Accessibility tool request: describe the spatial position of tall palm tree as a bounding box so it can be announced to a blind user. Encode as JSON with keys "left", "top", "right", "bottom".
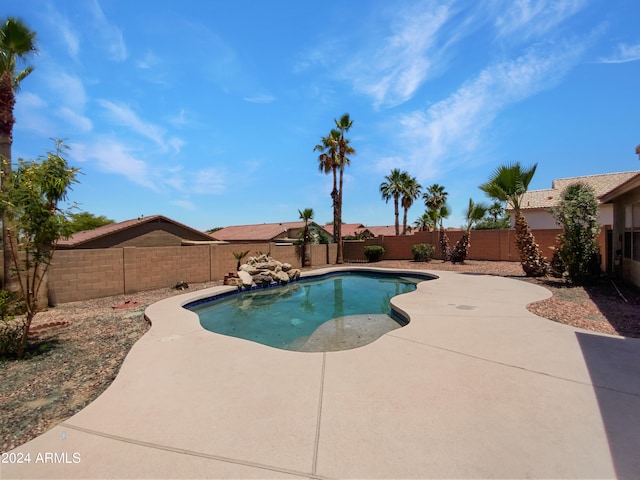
{"left": 314, "top": 129, "right": 339, "bottom": 239}
{"left": 298, "top": 208, "right": 314, "bottom": 267}
{"left": 450, "top": 199, "right": 487, "bottom": 263}
{"left": 423, "top": 184, "right": 451, "bottom": 259}
{"left": 401, "top": 175, "right": 421, "bottom": 235}
{"left": 333, "top": 113, "right": 354, "bottom": 264}
{"left": 380, "top": 169, "right": 406, "bottom": 236}
{"left": 422, "top": 183, "right": 448, "bottom": 212}
{"left": 1, "top": 17, "right": 37, "bottom": 288}
{"left": 479, "top": 162, "right": 548, "bottom": 276}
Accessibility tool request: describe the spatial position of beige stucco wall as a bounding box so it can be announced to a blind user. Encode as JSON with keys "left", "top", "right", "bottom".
{"left": 610, "top": 187, "right": 640, "bottom": 288}
{"left": 515, "top": 204, "right": 613, "bottom": 230}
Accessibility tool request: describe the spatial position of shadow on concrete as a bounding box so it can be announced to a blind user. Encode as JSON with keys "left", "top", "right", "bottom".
{"left": 583, "top": 278, "right": 640, "bottom": 338}
{"left": 575, "top": 332, "right": 640, "bottom": 478}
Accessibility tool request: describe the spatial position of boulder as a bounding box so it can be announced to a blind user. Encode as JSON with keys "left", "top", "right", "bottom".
{"left": 282, "top": 263, "right": 292, "bottom": 272}
{"left": 275, "top": 271, "right": 290, "bottom": 284}
{"left": 252, "top": 273, "right": 272, "bottom": 286}
{"left": 224, "top": 277, "right": 243, "bottom": 287}
{"left": 238, "top": 270, "right": 253, "bottom": 288}
{"left": 239, "top": 264, "right": 261, "bottom": 275}
{"left": 287, "top": 268, "right": 301, "bottom": 281}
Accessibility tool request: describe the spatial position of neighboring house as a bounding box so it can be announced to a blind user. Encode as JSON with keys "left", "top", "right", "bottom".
{"left": 600, "top": 172, "right": 640, "bottom": 288}
{"left": 57, "top": 215, "right": 217, "bottom": 249}
{"left": 324, "top": 223, "right": 374, "bottom": 239}
{"left": 210, "top": 221, "right": 328, "bottom": 244}
{"left": 512, "top": 171, "right": 639, "bottom": 229}
{"left": 367, "top": 225, "right": 414, "bottom": 236}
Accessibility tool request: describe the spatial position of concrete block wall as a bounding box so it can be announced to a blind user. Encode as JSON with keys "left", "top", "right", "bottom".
{"left": 123, "top": 246, "right": 211, "bottom": 294}
{"left": 49, "top": 249, "right": 124, "bottom": 304}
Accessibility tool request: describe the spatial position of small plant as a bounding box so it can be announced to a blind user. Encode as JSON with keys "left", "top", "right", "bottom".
{"left": 364, "top": 245, "right": 385, "bottom": 262}
{"left": 232, "top": 250, "right": 250, "bottom": 270}
{"left": 411, "top": 243, "right": 435, "bottom": 262}
{"left": 0, "top": 290, "right": 23, "bottom": 359}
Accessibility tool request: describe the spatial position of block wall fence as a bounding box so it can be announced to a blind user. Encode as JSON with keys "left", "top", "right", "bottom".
{"left": 13, "top": 228, "right": 607, "bottom": 305}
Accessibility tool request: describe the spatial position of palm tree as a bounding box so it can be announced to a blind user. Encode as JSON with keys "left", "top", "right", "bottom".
{"left": 423, "top": 184, "right": 448, "bottom": 212}
{"left": 333, "top": 113, "right": 355, "bottom": 264}
{"left": 314, "top": 129, "right": 340, "bottom": 243}
{"left": 401, "top": 175, "right": 421, "bottom": 235}
{"left": 414, "top": 211, "right": 431, "bottom": 231}
{"left": 0, "top": 17, "right": 38, "bottom": 288}
{"left": 479, "top": 162, "right": 548, "bottom": 276}
{"left": 423, "top": 184, "right": 451, "bottom": 259}
{"left": 380, "top": 169, "right": 406, "bottom": 236}
{"left": 298, "top": 208, "right": 314, "bottom": 267}
{"left": 450, "top": 199, "right": 488, "bottom": 263}
{"left": 488, "top": 201, "right": 503, "bottom": 221}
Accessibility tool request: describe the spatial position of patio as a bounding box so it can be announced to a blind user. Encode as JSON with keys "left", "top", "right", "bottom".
{"left": 3, "top": 268, "right": 640, "bottom": 479}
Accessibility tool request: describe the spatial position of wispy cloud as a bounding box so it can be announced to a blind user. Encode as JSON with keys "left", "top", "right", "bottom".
{"left": 88, "top": 0, "right": 127, "bottom": 61}
{"left": 346, "top": 1, "right": 454, "bottom": 108}
{"left": 598, "top": 42, "right": 640, "bottom": 64}
{"left": 191, "top": 167, "right": 226, "bottom": 195}
{"left": 243, "top": 94, "right": 276, "bottom": 104}
{"left": 98, "top": 100, "right": 183, "bottom": 153}
{"left": 493, "top": 0, "right": 587, "bottom": 41}
{"left": 46, "top": 3, "right": 80, "bottom": 60}
{"left": 69, "top": 139, "right": 155, "bottom": 190}
{"left": 46, "top": 72, "right": 93, "bottom": 132}
{"left": 386, "top": 41, "right": 586, "bottom": 179}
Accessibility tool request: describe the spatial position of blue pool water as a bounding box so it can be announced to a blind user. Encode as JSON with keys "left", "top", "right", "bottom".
{"left": 187, "top": 271, "right": 432, "bottom": 351}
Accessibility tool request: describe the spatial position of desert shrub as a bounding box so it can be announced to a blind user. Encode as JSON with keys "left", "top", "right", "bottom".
{"left": 364, "top": 245, "right": 385, "bottom": 262}
{"left": 0, "top": 290, "right": 24, "bottom": 359}
{"left": 412, "top": 243, "right": 435, "bottom": 262}
{"left": 551, "top": 183, "right": 601, "bottom": 284}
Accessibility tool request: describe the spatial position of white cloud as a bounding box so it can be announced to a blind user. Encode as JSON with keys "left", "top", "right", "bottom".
{"left": 44, "top": 72, "right": 93, "bottom": 132}
{"left": 47, "top": 72, "right": 87, "bottom": 111}
{"left": 243, "top": 94, "right": 276, "bottom": 104}
{"left": 98, "top": 100, "right": 179, "bottom": 151}
{"left": 191, "top": 167, "right": 226, "bottom": 195}
{"left": 599, "top": 43, "right": 640, "bottom": 64}
{"left": 494, "top": 0, "right": 587, "bottom": 41}
{"left": 346, "top": 1, "right": 453, "bottom": 108}
{"left": 46, "top": 4, "right": 80, "bottom": 59}
{"left": 387, "top": 41, "right": 586, "bottom": 179}
{"left": 170, "top": 199, "right": 197, "bottom": 211}
{"left": 69, "top": 139, "right": 155, "bottom": 190}
{"left": 137, "top": 51, "right": 161, "bottom": 69}
{"left": 88, "top": 0, "right": 127, "bottom": 61}
{"left": 58, "top": 107, "right": 93, "bottom": 133}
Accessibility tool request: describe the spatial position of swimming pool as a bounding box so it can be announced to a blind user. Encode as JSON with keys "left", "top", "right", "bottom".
{"left": 186, "top": 270, "right": 434, "bottom": 352}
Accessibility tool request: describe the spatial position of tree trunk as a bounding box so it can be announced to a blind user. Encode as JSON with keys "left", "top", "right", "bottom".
{"left": 514, "top": 211, "right": 548, "bottom": 277}
{"left": 402, "top": 208, "right": 408, "bottom": 235}
{"left": 439, "top": 228, "right": 451, "bottom": 262}
{"left": 394, "top": 199, "right": 400, "bottom": 236}
{"left": 336, "top": 167, "right": 344, "bottom": 264}
{"left": 0, "top": 71, "right": 16, "bottom": 290}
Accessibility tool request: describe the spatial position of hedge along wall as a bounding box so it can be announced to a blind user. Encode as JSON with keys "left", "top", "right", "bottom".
{"left": 47, "top": 242, "right": 316, "bottom": 305}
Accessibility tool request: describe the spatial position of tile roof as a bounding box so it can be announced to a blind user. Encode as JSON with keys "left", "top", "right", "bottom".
{"left": 519, "top": 171, "right": 640, "bottom": 210}
{"left": 57, "top": 214, "right": 214, "bottom": 247}
{"left": 366, "top": 225, "right": 409, "bottom": 236}
{"left": 211, "top": 221, "right": 311, "bottom": 242}
{"left": 323, "top": 223, "right": 367, "bottom": 237}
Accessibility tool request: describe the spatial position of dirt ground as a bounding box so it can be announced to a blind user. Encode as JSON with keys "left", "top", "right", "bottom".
{"left": 1, "top": 261, "right": 638, "bottom": 453}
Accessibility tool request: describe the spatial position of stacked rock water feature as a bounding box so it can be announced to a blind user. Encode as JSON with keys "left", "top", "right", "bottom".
{"left": 224, "top": 254, "right": 301, "bottom": 289}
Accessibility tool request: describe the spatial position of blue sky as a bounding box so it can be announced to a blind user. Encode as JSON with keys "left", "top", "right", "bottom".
{"left": 8, "top": 0, "right": 640, "bottom": 231}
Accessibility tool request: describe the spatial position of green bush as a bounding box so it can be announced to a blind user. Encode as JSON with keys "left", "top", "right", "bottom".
{"left": 364, "top": 245, "right": 385, "bottom": 262}
{"left": 0, "top": 290, "right": 23, "bottom": 359}
{"left": 411, "top": 243, "right": 435, "bottom": 262}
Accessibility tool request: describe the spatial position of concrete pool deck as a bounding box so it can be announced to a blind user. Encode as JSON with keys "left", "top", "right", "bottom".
{"left": 3, "top": 268, "right": 640, "bottom": 479}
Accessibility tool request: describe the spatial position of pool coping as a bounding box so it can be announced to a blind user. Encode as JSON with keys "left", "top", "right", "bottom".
{"left": 4, "top": 267, "right": 640, "bottom": 479}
